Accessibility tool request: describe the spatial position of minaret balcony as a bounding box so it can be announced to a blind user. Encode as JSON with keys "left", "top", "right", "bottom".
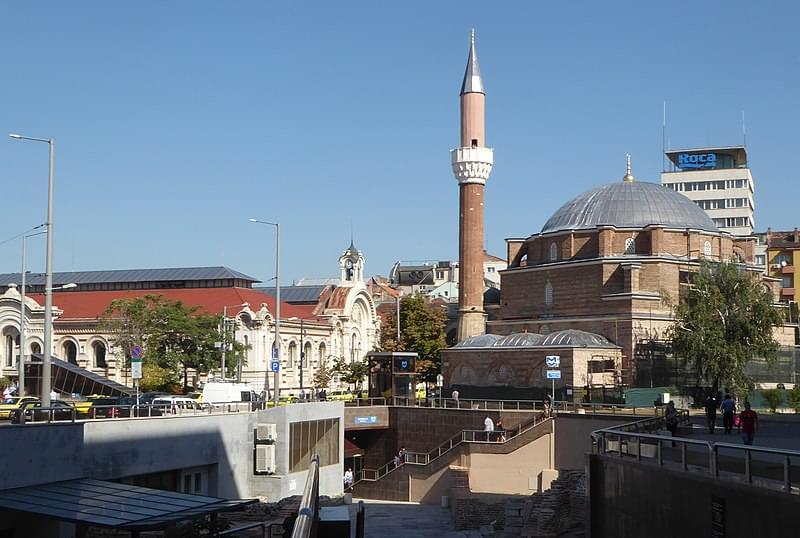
{"left": 451, "top": 146, "right": 494, "bottom": 185}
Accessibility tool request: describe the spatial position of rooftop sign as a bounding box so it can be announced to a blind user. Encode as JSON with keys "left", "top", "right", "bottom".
{"left": 677, "top": 153, "right": 717, "bottom": 170}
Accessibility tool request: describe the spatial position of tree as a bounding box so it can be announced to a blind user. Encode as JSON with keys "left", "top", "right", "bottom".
{"left": 379, "top": 294, "right": 447, "bottom": 381}
{"left": 332, "top": 356, "right": 369, "bottom": 392}
{"left": 788, "top": 386, "right": 800, "bottom": 414}
{"left": 100, "top": 294, "right": 235, "bottom": 391}
{"left": 761, "top": 388, "right": 784, "bottom": 413}
{"left": 666, "top": 261, "right": 782, "bottom": 395}
{"left": 313, "top": 358, "right": 334, "bottom": 390}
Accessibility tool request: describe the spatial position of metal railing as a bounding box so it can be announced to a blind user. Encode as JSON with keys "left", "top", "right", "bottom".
{"left": 291, "top": 455, "right": 320, "bottom": 538}
{"left": 217, "top": 521, "right": 273, "bottom": 538}
{"left": 592, "top": 418, "right": 800, "bottom": 494}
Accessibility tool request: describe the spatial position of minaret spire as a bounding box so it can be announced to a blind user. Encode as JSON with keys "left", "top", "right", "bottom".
{"left": 460, "top": 28, "right": 485, "bottom": 95}
{"left": 623, "top": 154, "right": 635, "bottom": 182}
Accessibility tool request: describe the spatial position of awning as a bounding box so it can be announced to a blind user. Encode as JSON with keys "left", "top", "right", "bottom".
{"left": 0, "top": 478, "right": 254, "bottom": 531}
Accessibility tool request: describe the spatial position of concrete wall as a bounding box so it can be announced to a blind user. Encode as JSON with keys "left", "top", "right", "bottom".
{"left": 0, "top": 402, "right": 344, "bottom": 502}
{"left": 588, "top": 453, "right": 800, "bottom": 538}
{"left": 554, "top": 414, "right": 635, "bottom": 470}
{"left": 468, "top": 433, "right": 552, "bottom": 494}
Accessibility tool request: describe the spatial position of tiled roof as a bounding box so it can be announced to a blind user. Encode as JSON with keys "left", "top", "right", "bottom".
{"left": 29, "top": 287, "right": 310, "bottom": 321}
{"left": 0, "top": 266, "right": 258, "bottom": 287}
{"left": 257, "top": 285, "right": 327, "bottom": 304}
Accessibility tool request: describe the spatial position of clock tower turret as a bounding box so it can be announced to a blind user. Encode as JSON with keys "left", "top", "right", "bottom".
{"left": 339, "top": 241, "right": 364, "bottom": 286}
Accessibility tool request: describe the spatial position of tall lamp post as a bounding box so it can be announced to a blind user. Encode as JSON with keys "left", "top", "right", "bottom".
{"left": 18, "top": 225, "right": 47, "bottom": 397}
{"left": 10, "top": 133, "right": 56, "bottom": 406}
{"left": 250, "top": 218, "right": 280, "bottom": 406}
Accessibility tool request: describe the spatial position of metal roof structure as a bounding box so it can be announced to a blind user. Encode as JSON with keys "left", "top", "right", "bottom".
{"left": 461, "top": 29, "right": 485, "bottom": 95}
{"left": 0, "top": 478, "right": 253, "bottom": 531}
{"left": 453, "top": 329, "right": 619, "bottom": 349}
{"left": 30, "top": 354, "right": 133, "bottom": 396}
{"left": 540, "top": 180, "right": 719, "bottom": 235}
{"left": 0, "top": 266, "right": 258, "bottom": 287}
{"left": 258, "top": 285, "right": 327, "bottom": 304}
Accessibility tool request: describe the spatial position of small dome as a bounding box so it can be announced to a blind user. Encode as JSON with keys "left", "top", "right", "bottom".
{"left": 494, "top": 333, "right": 545, "bottom": 347}
{"left": 539, "top": 329, "right": 617, "bottom": 348}
{"left": 454, "top": 334, "right": 502, "bottom": 348}
{"left": 541, "top": 181, "right": 718, "bottom": 235}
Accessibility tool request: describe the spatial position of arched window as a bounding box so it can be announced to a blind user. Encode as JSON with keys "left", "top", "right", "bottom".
{"left": 549, "top": 242, "right": 558, "bottom": 261}
{"left": 624, "top": 237, "right": 635, "bottom": 255}
{"left": 350, "top": 334, "right": 357, "bottom": 362}
{"left": 704, "top": 241, "right": 712, "bottom": 257}
{"left": 5, "top": 335, "right": 14, "bottom": 367}
{"left": 288, "top": 342, "right": 297, "bottom": 369}
{"left": 93, "top": 341, "right": 107, "bottom": 368}
{"left": 304, "top": 342, "right": 313, "bottom": 368}
{"left": 545, "top": 281, "right": 553, "bottom": 306}
{"left": 30, "top": 342, "right": 41, "bottom": 355}
{"left": 318, "top": 342, "right": 327, "bottom": 366}
{"left": 243, "top": 335, "right": 249, "bottom": 364}
{"left": 62, "top": 341, "right": 78, "bottom": 365}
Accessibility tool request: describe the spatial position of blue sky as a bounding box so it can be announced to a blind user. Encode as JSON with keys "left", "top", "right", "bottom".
{"left": 1, "top": 1, "right": 798, "bottom": 285}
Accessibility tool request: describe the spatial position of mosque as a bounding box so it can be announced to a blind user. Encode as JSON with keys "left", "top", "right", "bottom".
{"left": 441, "top": 33, "right": 773, "bottom": 400}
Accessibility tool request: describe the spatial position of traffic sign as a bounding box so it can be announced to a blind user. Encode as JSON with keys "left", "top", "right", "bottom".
{"left": 131, "top": 357, "right": 143, "bottom": 380}
{"left": 546, "top": 370, "right": 561, "bottom": 379}
{"left": 270, "top": 360, "right": 280, "bottom": 373}
{"left": 545, "top": 355, "right": 560, "bottom": 368}
{"left": 131, "top": 345, "right": 143, "bottom": 359}
{"left": 272, "top": 347, "right": 279, "bottom": 359}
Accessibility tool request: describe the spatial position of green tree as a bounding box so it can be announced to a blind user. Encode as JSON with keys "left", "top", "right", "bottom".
{"left": 788, "top": 386, "right": 800, "bottom": 414}
{"left": 379, "top": 295, "right": 447, "bottom": 381}
{"left": 332, "top": 356, "right": 369, "bottom": 391}
{"left": 666, "top": 261, "right": 782, "bottom": 395}
{"left": 100, "top": 294, "right": 237, "bottom": 391}
{"left": 313, "top": 358, "right": 334, "bottom": 390}
{"left": 761, "top": 388, "right": 784, "bottom": 413}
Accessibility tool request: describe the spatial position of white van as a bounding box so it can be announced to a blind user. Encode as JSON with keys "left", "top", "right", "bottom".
{"left": 152, "top": 396, "right": 202, "bottom": 414}
{"left": 201, "top": 382, "right": 259, "bottom": 405}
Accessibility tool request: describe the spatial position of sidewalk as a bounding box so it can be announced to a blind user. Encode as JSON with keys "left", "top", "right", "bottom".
{"left": 356, "top": 499, "right": 484, "bottom": 538}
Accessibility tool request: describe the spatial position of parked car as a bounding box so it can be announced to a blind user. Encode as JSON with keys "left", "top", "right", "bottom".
{"left": 152, "top": 396, "right": 203, "bottom": 414}
{"left": 10, "top": 401, "right": 76, "bottom": 424}
{"left": 328, "top": 390, "right": 355, "bottom": 402}
{"left": 0, "top": 396, "right": 40, "bottom": 419}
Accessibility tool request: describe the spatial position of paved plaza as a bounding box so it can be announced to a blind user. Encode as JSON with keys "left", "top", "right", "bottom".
{"left": 358, "top": 499, "right": 485, "bottom": 538}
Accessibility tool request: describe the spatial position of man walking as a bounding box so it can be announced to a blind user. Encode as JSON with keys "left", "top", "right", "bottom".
{"left": 738, "top": 402, "right": 758, "bottom": 446}
{"left": 483, "top": 415, "right": 494, "bottom": 442}
{"left": 720, "top": 394, "right": 736, "bottom": 434}
{"left": 704, "top": 394, "right": 717, "bottom": 434}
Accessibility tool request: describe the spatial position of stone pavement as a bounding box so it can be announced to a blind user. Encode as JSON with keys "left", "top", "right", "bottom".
{"left": 685, "top": 415, "right": 800, "bottom": 450}
{"left": 357, "top": 499, "right": 485, "bottom": 538}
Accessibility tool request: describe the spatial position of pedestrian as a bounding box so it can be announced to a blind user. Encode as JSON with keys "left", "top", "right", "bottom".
{"left": 738, "top": 401, "right": 758, "bottom": 446}
{"left": 704, "top": 394, "right": 717, "bottom": 434}
{"left": 343, "top": 468, "right": 354, "bottom": 490}
{"left": 393, "top": 454, "right": 401, "bottom": 469}
{"left": 495, "top": 418, "right": 506, "bottom": 442}
{"left": 543, "top": 400, "right": 551, "bottom": 419}
{"left": 50, "top": 389, "right": 58, "bottom": 402}
{"left": 720, "top": 394, "right": 736, "bottom": 434}
{"left": 484, "top": 415, "right": 494, "bottom": 442}
{"left": 665, "top": 401, "right": 679, "bottom": 441}
{"left": 452, "top": 389, "right": 460, "bottom": 407}
{"left": 398, "top": 446, "right": 407, "bottom": 464}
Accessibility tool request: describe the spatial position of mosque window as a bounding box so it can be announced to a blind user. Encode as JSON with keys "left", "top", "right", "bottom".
{"left": 549, "top": 242, "right": 558, "bottom": 261}
{"left": 545, "top": 282, "right": 553, "bottom": 306}
{"left": 703, "top": 241, "right": 712, "bottom": 257}
{"left": 624, "top": 237, "right": 635, "bottom": 255}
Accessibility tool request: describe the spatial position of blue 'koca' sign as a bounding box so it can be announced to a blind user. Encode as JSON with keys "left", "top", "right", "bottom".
{"left": 678, "top": 153, "right": 717, "bottom": 170}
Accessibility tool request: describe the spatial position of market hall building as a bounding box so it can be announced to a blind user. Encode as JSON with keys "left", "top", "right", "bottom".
{"left": 442, "top": 161, "right": 772, "bottom": 399}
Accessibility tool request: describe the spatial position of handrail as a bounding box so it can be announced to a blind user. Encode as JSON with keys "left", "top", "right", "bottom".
{"left": 291, "top": 455, "right": 320, "bottom": 538}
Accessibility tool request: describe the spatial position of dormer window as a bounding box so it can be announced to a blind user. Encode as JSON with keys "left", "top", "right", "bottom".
{"left": 624, "top": 237, "right": 635, "bottom": 255}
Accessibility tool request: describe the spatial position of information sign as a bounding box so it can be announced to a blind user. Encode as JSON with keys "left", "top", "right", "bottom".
{"left": 546, "top": 370, "right": 561, "bottom": 380}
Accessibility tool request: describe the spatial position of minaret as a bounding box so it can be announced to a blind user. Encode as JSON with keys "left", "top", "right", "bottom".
{"left": 451, "top": 29, "right": 494, "bottom": 341}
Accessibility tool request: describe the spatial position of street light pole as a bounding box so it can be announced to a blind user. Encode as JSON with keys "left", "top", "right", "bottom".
{"left": 18, "top": 226, "right": 47, "bottom": 397}
{"left": 299, "top": 318, "right": 304, "bottom": 398}
{"left": 10, "top": 134, "right": 55, "bottom": 406}
{"left": 250, "top": 219, "right": 281, "bottom": 406}
{"left": 221, "top": 305, "right": 228, "bottom": 381}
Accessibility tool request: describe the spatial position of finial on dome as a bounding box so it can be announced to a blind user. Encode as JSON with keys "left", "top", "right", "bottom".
{"left": 622, "top": 154, "right": 635, "bottom": 183}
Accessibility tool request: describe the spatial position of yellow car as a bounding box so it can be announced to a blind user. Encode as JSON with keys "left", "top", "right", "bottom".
{"left": 0, "top": 396, "right": 40, "bottom": 419}
{"left": 328, "top": 390, "right": 356, "bottom": 402}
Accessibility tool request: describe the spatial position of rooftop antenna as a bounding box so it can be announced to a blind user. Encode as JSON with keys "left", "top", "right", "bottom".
{"left": 742, "top": 110, "right": 747, "bottom": 147}
{"left": 662, "top": 100, "right": 667, "bottom": 172}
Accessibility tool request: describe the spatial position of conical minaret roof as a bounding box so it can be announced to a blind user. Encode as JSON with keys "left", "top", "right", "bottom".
{"left": 460, "top": 29, "right": 485, "bottom": 95}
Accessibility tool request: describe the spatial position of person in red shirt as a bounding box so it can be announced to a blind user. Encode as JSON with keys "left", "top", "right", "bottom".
{"left": 738, "top": 401, "right": 758, "bottom": 446}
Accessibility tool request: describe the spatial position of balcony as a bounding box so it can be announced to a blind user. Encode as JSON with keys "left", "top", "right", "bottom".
{"left": 781, "top": 288, "right": 795, "bottom": 297}
{"left": 782, "top": 265, "right": 795, "bottom": 275}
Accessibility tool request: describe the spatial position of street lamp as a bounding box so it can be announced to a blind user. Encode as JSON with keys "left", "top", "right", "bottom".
{"left": 18, "top": 224, "right": 47, "bottom": 397}
{"left": 250, "top": 218, "right": 281, "bottom": 406}
{"left": 10, "top": 133, "right": 56, "bottom": 406}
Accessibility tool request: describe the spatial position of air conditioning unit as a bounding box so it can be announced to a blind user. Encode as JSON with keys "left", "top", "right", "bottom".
{"left": 256, "top": 445, "right": 276, "bottom": 474}
{"left": 256, "top": 423, "right": 277, "bottom": 442}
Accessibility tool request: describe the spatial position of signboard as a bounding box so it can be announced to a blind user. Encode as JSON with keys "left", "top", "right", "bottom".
{"left": 272, "top": 347, "right": 279, "bottom": 359}
{"left": 270, "top": 360, "right": 280, "bottom": 373}
{"left": 131, "top": 358, "right": 143, "bottom": 380}
{"left": 393, "top": 356, "right": 415, "bottom": 373}
{"left": 131, "top": 345, "right": 143, "bottom": 359}
{"left": 354, "top": 416, "right": 378, "bottom": 425}
{"left": 678, "top": 152, "right": 717, "bottom": 170}
{"left": 546, "top": 370, "right": 561, "bottom": 380}
{"left": 545, "top": 355, "right": 560, "bottom": 368}
{"left": 436, "top": 374, "right": 444, "bottom": 387}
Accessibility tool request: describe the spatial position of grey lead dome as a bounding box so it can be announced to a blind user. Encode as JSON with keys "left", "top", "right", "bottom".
{"left": 540, "top": 181, "right": 719, "bottom": 235}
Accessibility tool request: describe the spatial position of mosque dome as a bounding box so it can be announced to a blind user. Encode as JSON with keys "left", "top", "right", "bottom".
{"left": 540, "top": 180, "right": 719, "bottom": 235}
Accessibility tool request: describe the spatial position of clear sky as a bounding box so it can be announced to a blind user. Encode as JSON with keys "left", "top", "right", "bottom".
{"left": 1, "top": 1, "right": 798, "bottom": 285}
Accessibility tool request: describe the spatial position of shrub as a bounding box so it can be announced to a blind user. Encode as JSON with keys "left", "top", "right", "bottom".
{"left": 787, "top": 386, "right": 800, "bottom": 414}
{"left": 761, "top": 388, "right": 784, "bottom": 413}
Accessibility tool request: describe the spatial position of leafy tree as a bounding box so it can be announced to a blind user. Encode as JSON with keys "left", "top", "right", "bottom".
{"left": 379, "top": 294, "right": 447, "bottom": 381}
{"left": 313, "top": 358, "right": 334, "bottom": 390}
{"left": 100, "top": 294, "right": 241, "bottom": 391}
{"left": 666, "top": 261, "right": 782, "bottom": 395}
{"left": 761, "top": 388, "right": 784, "bottom": 413}
{"left": 332, "top": 356, "right": 369, "bottom": 391}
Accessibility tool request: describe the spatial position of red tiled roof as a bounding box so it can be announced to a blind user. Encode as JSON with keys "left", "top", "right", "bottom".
{"left": 29, "top": 287, "right": 313, "bottom": 321}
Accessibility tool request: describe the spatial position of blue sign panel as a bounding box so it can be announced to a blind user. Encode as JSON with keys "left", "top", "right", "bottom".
{"left": 545, "top": 355, "right": 560, "bottom": 368}
{"left": 678, "top": 153, "right": 717, "bottom": 170}
{"left": 546, "top": 370, "right": 561, "bottom": 379}
{"left": 270, "top": 360, "right": 280, "bottom": 373}
{"left": 354, "top": 416, "right": 378, "bottom": 425}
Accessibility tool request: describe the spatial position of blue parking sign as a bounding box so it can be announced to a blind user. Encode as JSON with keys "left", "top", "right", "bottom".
{"left": 271, "top": 360, "right": 280, "bottom": 373}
